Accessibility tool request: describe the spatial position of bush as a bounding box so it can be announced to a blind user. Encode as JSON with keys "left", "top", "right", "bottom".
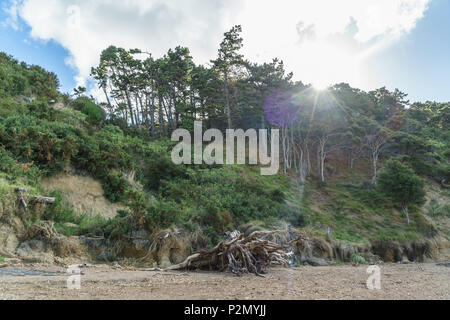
{"left": 0, "top": 146, "right": 41, "bottom": 183}
{"left": 279, "top": 204, "right": 308, "bottom": 227}
{"left": 377, "top": 159, "right": 425, "bottom": 221}
{"left": 142, "top": 152, "right": 188, "bottom": 190}
{"left": 351, "top": 253, "right": 367, "bottom": 265}
{"left": 270, "top": 188, "right": 285, "bottom": 203}
{"left": 0, "top": 114, "right": 82, "bottom": 175}
{"left": 145, "top": 200, "right": 182, "bottom": 231}
{"left": 102, "top": 173, "right": 128, "bottom": 203}
{"left": 102, "top": 211, "right": 134, "bottom": 239}
{"left": 72, "top": 97, "right": 104, "bottom": 125}
{"left": 42, "top": 191, "right": 78, "bottom": 224}
{"left": 41, "top": 190, "right": 109, "bottom": 237}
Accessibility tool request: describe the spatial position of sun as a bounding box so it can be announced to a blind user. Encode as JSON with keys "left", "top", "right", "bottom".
{"left": 311, "top": 80, "right": 329, "bottom": 91}
{"left": 300, "top": 40, "right": 360, "bottom": 93}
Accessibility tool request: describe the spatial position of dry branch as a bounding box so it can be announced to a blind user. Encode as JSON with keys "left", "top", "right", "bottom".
{"left": 27, "top": 196, "right": 56, "bottom": 204}
{"left": 14, "top": 187, "right": 55, "bottom": 208}
{"left": 166, "top": 230, "right": 304, "bottom": 276}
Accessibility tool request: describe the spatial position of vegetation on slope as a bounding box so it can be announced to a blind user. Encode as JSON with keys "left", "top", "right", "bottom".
{"left": 0, "top": 25, "right": 449, "bottom": 252}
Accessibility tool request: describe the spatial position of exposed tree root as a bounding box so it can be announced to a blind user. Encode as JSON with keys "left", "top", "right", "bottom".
{"left": 25, "top": 221, "right": 62, "bottom": 241}
{"left": 166, "top": 230, "right": 305, "bottom": 276}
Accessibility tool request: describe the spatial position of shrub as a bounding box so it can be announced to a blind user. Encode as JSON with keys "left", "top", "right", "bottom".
{"left": 270, "top": 188, "right": 285, "bottom": 203}
{"left": 351, "top": 253, "right": 367, "bottom": 265}
{"left": 142, "top": 152, "right": 188, "bottom": 190}
{"left": 71, "top": 97, "right": 104, "bottom": 125}
{"left": 145, "top": 200, "right": 182, "bottom": 231}
{"left": 0, "top": 114, "right": 82, "bottom": 175}
{"left": 102, "top": 173, "right": 128, "bottom": 203}
{"left": 102, "top": 212, "right": 134, "bottom": 239}
{"left": 42, "top": 191, "right": 78, "bottom": 224}
{"left": 279, "top": 204, "right": 308, "bottom": 227}
{"left": 377, "top": 159, "right": 425, "bottom": 224}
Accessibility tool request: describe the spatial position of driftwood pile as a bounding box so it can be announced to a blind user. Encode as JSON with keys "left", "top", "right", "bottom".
{"left": 166, "top": 230, "right": 304, "bottom": 277}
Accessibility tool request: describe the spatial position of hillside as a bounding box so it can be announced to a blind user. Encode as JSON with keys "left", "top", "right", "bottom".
{"left": 0, "top": 40, "right": 449, "bottom": 268}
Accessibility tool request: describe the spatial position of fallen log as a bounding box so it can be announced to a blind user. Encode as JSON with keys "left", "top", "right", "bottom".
{"left": 165, "top": 230, "right": 303, "bottom": 277}
{"left": 27, "top": 196, "right": 56, "bottom": 204}
{"left": 14, "top": 187, "right": 55, "bottom": 208}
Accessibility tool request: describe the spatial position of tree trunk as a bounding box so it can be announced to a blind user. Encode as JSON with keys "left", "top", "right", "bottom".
{"left": 124, "top": 90, "right": 135, "bottom": 126}
{"left": 403, "top": 206, "right": 410, "bottom": 225}
{"left": 224, "top": 73, "right": 232, "bottom": 129}
{"left": 150, "top": 89, "right": 156, "bottom": 138}
{"left": 371, "top": 151, "right": 379, "bottom": 185}
{"left": 102, "top": 85, "right": 112, "bottom": 111}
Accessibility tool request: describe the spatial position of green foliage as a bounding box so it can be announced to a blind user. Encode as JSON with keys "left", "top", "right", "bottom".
{"left": 428, "top": 199, "right": 450, "bottom": 217}
{"left": 351, "top": 253, "right": 367, "bottom": 265}
{"left": 1, "top": 45, "right": 449, "bottom": 251}
{"left": 335, "top": 260, "right": 344, "bottom": 266}
{"left": 0, "top": 254, "right": 4, "bottom": 263}
{"left": 102, "top": 211, "right": 134, "bottom": 239}
{"left": 278, "top": 204, "right": 308, "bottom": 227}
{"left": 71, "top": 97, "right": 104, "bottom": 125}
{"left": 0, "top": 52, "right": 58, "bottom": 99}
{"left": 377, "top": 160, "right": 425, "bottom": 208}
{"left": 0, "top": 146, "right": 41, "bottom": 184}
{"left": 142, "top": 150, "right": 188, "bottom": 190}
{"left": 0, "top": 112, "right": 82, "bottom": 175}
{"left": 41, "top": 190, "right": 108, "bottom": 236}
{"left": 101, "top": 173, "right": 128, "bottom": 203}
{"left": 145, "top": 199, "right": 182, "bottom": 231}
{"left": 42, "top": 191, "right": 78, "bottom": 224}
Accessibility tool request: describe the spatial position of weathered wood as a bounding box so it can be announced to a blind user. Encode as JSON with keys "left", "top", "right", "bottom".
{"left": 15, "top": 188, "right": 55, "bottom": 206}
{"left": 27, "top": 196, "right": 56, "bottom": 204}
{"left": 18, "top": 196, "right": 28, "bottom": 209}
{"left": 165, "top": 230, "right": 304, "bottom": 276}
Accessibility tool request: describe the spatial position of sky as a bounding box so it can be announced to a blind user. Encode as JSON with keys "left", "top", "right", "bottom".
{"left": 0, "top": 0, "right": 449, "bottom": 103}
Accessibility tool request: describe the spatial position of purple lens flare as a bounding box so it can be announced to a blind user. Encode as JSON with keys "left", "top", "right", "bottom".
{"left": 264, "top": 90, "right": 299, "bottom": 127}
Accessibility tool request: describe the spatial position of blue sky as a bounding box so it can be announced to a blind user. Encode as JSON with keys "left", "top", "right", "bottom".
{"left": 0, "top": 0, "right": 449, "bottom": 102}
{"left": 0, "top": 6, "right": 77, "bottom": 92}
{"left": 361, "top": 0, "right": 450, "bottom": 102}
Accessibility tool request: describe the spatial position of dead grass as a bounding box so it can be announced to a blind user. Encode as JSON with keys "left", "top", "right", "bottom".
{"left": 40, "top": 172, "right": 127, "bottom": 219}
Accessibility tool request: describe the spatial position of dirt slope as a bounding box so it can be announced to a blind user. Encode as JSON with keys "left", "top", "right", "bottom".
{"left": 40, "top": 172, "right": 126, "bottom": 218}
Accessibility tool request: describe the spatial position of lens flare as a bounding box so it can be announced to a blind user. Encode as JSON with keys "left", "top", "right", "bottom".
{"left": 264, "top": 90, "right": 299, "bottom": 127}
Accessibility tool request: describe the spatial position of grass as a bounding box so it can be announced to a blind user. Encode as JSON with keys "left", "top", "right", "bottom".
{"left": 297, "top": 178, "right": 438, "bottom": 245}
{"left": 0, "top": 254, "right": 4, "bottom": 263}
{"left": 335, "top": 260, "right": 344, "bottom": 266}
{"left": 428, "top": 200, "right": 450, "bottom": 217}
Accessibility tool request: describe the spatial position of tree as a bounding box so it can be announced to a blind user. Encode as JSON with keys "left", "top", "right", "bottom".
{"left": 363, "top": 119, "right": 391, "bottom": 184}
{"left": 377, "top": 160, "right": 425, "bottom": 224}
{"left": 212, "top": 25, "right": 244, "bottom": 129}
{"left": 245, "top": 58, "right": 293, "bottom": 129}
{"left": 72, "top": 86, "right": 86, "bottom": 98}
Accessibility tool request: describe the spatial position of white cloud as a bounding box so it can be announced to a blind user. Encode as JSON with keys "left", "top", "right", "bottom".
{"left": 235, "top": 0, "right": 431, "bottom": 89}
{"left": 2, "top": 0, "right": 21, "bottom": 30}
{"left": 6, "top": 0, "right": 430, "bottom": 93}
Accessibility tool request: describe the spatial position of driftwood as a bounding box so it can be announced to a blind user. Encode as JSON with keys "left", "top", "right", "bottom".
{"left": 166, "top": 230, "right": 304, "bottom": 277}
{"left": 28, "top": 196, "right": 56, "bottom": 204}
{"left": 14, "top": 188, "right": 55, "bottom": 208}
